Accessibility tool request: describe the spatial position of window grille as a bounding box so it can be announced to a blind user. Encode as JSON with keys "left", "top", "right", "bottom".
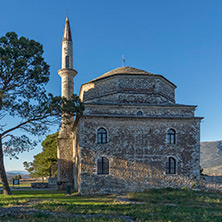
{"left": 97, "top": 157, "right": 109, "bottom": 175}
{"left": 167, "top": 129, "right": 176, "bottom": 144}
{"left": 97, "top": 128, "right": 107, "bottom": 144}
{"left": 166, "top": 157, "right": 176, "bottom": 174}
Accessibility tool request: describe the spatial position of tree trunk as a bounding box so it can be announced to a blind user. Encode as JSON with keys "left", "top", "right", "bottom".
{"left": 49, "top": 166, "right": 52, "bottom": 178}
{"left": 0, "top": 136, "right": 11, "bottom": 195}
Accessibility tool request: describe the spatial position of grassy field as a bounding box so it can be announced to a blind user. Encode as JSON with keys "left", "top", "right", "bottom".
{"left": 0, "top": 183, "right": 31, "bottom": 188}
{"left": 0, "top": 188, "right": 222, "bottom": 221}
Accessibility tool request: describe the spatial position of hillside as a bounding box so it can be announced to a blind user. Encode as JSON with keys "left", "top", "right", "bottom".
{"left": 6, "top": 170, "right": 29, "bottom": 176}
{"left": 200, "top": 140, "right": 222, "bottom": 175}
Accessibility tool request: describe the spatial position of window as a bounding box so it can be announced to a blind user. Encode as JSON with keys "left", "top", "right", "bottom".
{"left": 65, "top": 55, "right": 69, "bottom": 68}
{"left": 97, "top": 157, "right": 109, "bottom": 174}
{"left": 137, "top": 111, "right": 143, "bottom": 116}
{"left": 97, "top": 128, "right": 107, "bottom": 144}
{"left": 167, "top": 129, "right": 176, "bottom": 144}
{"left": 166, "top": 157, "right": 176, "bottom": 174}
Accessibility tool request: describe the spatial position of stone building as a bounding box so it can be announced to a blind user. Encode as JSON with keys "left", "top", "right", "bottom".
{"left": 57, "top": 17, "right": 203, "bottom": 194}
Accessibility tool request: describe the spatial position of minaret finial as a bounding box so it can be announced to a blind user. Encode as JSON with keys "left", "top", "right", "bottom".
{"left": 63, "top": 16, "right": 72, "bottom": 42}
{"left": 67, "top": 9, "right": 69, "bottom": 17}
{"left": 122, "top": 55, "right": 125, "bottom": 67}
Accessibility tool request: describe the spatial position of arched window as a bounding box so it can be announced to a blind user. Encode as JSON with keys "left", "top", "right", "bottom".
{"left": 97, "top": 157, "right": 109, "bottom": 175}
{"left": 65, "top": 55, "right": 69, "bottom": 68}
{"left": 166, "top": 157, "right": 176, "bottom": 174}
{"left": 167, "top": 129, "right": 176, "bottom": 144}
{"left": 137, "top": 111, "right": 143, "bottom": 116}
{"left": 97, "top": 128, "right": 107, "bottom": 144}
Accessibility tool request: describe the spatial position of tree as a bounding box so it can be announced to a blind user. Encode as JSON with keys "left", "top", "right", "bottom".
{"left": 24, "top": 132, "right": 58, "bottom": 179}
{"left": 14, "top": 175, "right": 22, "bottom": 180}
{"left": 0, "top": 32, "right": 84, "bottom": 195}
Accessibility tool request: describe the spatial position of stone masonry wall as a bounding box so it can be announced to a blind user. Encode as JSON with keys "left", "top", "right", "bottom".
{"left": 73, "top": 122, "right": 81, "bottom": 192}
{"left": 202, "top": 176, "right": 222, "bottom": 184}
{"left": 83, "top": 104, "right": 195, "bottom": 117}
{"left": 78, "top": 116, "right": 201, "bottom": 194}
{"left": 57, "top": 136, "right": 74, "bottom": 189}
{"left": 81, "top": 75, "right": 175, "bottom": 105}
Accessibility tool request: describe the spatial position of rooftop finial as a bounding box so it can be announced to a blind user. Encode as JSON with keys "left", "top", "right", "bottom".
{"left": 122, "top": 55, "right": 125, "bottom": 67}
{"left": 67, "top": 9, "right": 69, "bottom": 17}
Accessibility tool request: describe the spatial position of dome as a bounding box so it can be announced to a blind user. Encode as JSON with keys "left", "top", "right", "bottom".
{"left": 80, "top": 66, "right": 176, "bottom": 105}
{"left": 90, "top": 66, "right": 155, "bottom": 82}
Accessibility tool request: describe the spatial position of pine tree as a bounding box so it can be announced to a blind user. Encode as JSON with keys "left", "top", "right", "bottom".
{"left": 0, "top": 32, "right": 84, "bottom": 195}
{"left": 24, "top": 132, "right": 58, "bottom": 178}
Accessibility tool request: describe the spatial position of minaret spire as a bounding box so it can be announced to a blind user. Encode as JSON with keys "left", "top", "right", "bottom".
{"left": 61, "top": 16, "right": 74, "bottom": 70}
{"left": 58, "top": 16, "right": 77, "bottom": 100}
{"left": 62, "top": 17, "right": 72, "bottom": 42}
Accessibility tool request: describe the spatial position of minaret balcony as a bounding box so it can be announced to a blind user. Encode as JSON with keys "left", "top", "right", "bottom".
{"left": 58, "top": 68, "right": 77, "bottom": 78}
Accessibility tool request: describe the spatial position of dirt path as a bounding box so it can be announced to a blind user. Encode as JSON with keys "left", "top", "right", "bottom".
{"left": 0, "top": 199, "right": 135, "bottom": 222}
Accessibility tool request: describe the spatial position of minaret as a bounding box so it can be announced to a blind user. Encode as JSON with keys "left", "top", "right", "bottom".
{"left": 57, "top": 17, "right": 77, "bottom": 190}
{"left": 58, "top": 16, "right": 77, "bottom": 100}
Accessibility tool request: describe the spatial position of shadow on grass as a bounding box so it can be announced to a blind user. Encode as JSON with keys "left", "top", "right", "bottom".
{"left": 0, "top": 188, "right": 222, "bottom": 221}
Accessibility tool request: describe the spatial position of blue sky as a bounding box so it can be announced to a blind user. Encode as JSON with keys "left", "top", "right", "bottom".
{"left": 1, "top": 0, "right": 222, "bottom": 171}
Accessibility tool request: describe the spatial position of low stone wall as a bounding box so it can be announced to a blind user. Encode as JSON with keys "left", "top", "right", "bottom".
{"left": 160, "top": 175, "right": 222, "bottom": 193}
{"left": 31, "top": 183, "right": 48, "bottom": 189}
{"left": 201, "top": 176, "right": 222, "bottom": 184}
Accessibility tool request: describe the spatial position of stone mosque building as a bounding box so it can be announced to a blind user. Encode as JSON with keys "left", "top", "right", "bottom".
{"left": 57, "top": 17, "right": 203, "bottom": 194}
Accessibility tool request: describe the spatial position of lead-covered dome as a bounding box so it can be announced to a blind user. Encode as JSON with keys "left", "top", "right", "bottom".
{"left": 79, "top": 66, "right": 176, "bottom": 105}
{"left": 90, "top": 66, "right": 155, "bottom": 81}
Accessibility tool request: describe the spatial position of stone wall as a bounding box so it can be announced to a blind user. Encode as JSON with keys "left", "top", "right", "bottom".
{"left": 83, "top": 104, "right": 196, "bottom": 117}
{"left": 202, "top": 176, "right": 222, "bottom": 184}
{"left": 73, "top": 121, "right": 81, "bottom": 192}
{"left": 80, "top": 75, "right": 176, "bottom": 105}
{"left": 57, "top": 122, "right": 75, "bottom": 190}
{"left": 57, "top": 136, "right": 74, "bottom": 190}
{"left": 78, "top": 115, "right": 201, "bottom": 194}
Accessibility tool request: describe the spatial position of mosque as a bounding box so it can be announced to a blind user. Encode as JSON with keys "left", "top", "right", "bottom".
{"left": 57, "top": 17, "right": 202, "bottom": 194}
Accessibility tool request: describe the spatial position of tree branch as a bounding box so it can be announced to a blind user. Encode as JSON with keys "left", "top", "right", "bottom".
{"left": 1, "top": 113, "right": 57, "bottom": 137}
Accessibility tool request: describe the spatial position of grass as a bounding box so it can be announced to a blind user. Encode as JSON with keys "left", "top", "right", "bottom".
{"left": 0, "top": 216, "right": 122, "bottom": 222}
{"left": 0, "top": 188, "right": 222, "bottom": 221}
{"left": 0, "top": 182, "right": 31, "bottom": 188}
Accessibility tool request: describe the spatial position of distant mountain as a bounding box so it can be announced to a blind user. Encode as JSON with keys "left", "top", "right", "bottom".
{"left": 6, "top": 170, "right": 29, "bottom": 176}
{"left": 200, "top": 140, "right": 222, "bottom": 175}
